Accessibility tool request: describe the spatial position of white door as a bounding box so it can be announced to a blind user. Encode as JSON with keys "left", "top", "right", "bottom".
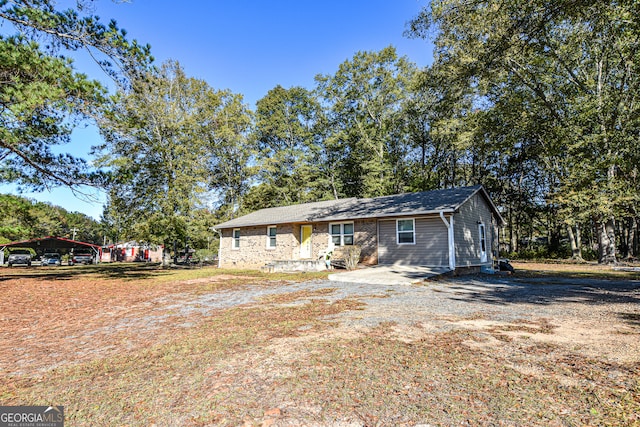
{"left": 300, "top": 225, "right": 313, "bottom": 258}
{"left": 478, "top": 223, "right": 487, "bottom": 263}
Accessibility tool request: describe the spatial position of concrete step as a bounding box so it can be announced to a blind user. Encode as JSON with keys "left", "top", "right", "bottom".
{"left": 262, "top": 259, "right": 327, "bottom": 273}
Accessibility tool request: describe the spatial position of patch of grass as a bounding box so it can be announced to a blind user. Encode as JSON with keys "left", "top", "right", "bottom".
{"left": 492, "top": 318, "right": 557, "bottom": 335}
{"left": 2, "top": 266, "right": 638, "bottom": 426}
{"left": 210, "top": 268, "right": 331, "bottom": 282}
{"left": 0, "top": 264, "right": 330, "bottom": 287}
{"left": 1, "top": 297, "right": 365, "bottom": 426}
{"left": 259, "top": 288, "right": 337, "bottom": 304}
{"left": 512, "top": 261, "right": 640, "bottom": 281}
{"left": 284, "top": 330, "right": 640, "bottom": 426}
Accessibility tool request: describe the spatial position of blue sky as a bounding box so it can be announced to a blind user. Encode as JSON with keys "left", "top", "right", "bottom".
{"left": 2, "top": 0, "right": 433, "bottom": 219}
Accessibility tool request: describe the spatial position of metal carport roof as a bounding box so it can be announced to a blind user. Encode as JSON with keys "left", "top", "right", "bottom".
{"left": 0, "top": 236, "right": 102, "bottom": 257}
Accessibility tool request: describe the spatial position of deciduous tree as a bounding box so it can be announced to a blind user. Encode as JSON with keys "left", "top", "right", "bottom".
{"left": 408, "top": 0, "right": 640, "bottom": 262}
{"left": 315, "top": 46, "right": 417, "bottom": 198}
{"left": 96, "top": 61, "right": 215, "bottom": 246}
{"left": 253, "top": 85, "right": 327, "bottom": 207}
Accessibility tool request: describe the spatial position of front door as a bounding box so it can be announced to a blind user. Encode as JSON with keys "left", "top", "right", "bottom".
{"left": 478, "top": 223, "right": 488, "bottom": 263}
{"left": 300, "top": 225, "right": 313, "bottom": 258}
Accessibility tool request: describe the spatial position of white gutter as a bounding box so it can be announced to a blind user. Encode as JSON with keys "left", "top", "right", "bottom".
{"left": 439, "top": 211, "right": 456, "bottom": 271}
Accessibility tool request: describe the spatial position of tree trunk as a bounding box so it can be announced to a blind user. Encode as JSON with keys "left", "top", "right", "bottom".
{"left": 330, "top": 175, "right": 339, "bottom": 200}
{"left": 567, "top": 224, "right": 583, "bottom": 260}
{"left": 507, "top": 205, "right": 514, "bottom": 253}
{"left": 596, "top": 216, "right": 617, "bottom": 264}
{"left": 624, "top": 217, "right": 636, "bottom": 259}
{"left": 511, "top": 227, "right": 518, "bottom": 254}
{"left": 618, "top": 219, "right": 626, "bottom": 259}
{"left": 508, "top": 204, "right": 518, "bottom": 253}
{"left": 575, "top": 224, "right": 583, "bottom": 259}
{"left": 605, "top": 218, "right": 617, "bottom": 264}
{"left": 637, "top": 218, "right": 640, "bottom": 258}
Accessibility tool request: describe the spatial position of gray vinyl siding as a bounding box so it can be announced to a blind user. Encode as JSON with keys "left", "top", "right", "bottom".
{"left": 454, "top": 193, "right": 494, "bottom": 266}
{"left": 378, "top": 217, "right": 449, "bottom": 266}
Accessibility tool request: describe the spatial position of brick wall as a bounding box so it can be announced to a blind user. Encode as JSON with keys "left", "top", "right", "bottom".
{"left": 355, "top": 219, "right": 378, "bottom": 264}
{"left": 218, "top": 219, "right": 379, "bottom": 269}
{"left": 219, "top": 224, "right": 297, "bottom": 268}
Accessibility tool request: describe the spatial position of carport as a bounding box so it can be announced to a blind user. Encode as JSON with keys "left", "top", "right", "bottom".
{"left": 0, "top": 236, "right": 102, "bottom": 264}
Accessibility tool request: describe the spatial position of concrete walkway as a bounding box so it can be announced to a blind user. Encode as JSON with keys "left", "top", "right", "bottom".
{"left": 328, "top": 265, "right": 450, "bottom": 285}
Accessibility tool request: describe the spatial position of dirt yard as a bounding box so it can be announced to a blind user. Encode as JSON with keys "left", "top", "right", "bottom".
{"left": 0, "top": 263, "right": 638, "bottom": 426}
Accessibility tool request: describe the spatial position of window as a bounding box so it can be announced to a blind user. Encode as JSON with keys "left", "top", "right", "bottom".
{"left": 397, "top": 219, "right": 415, "bottom": 244}
{"left": 232, "top": 228, "right": 240, "bottom": 249}
{"left": 267, "top": 226, "right": 277, "bottom": 249}
{"left": 330, "top": 222, "right": 354, "bottom": 246}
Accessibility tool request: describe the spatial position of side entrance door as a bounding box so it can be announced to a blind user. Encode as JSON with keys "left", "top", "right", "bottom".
{"left": 300, "top": 225, "right": 313, "bottom": 258}
{"left": 478, "top": 223, "right": 488, "bottom": 263}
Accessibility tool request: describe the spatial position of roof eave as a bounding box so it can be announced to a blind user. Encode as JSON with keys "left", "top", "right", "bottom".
{"left": 214, "top": 208, "right": 459, "bottom": 229}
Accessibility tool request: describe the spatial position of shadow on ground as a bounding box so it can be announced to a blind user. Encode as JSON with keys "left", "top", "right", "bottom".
{"left": 441, "top": 275, "right": 640, "bottom": 326}
{"left": 0, "top": 263, "right": 173, "bottom": 281}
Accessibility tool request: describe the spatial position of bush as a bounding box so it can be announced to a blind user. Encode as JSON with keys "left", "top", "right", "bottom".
{"left": 504, "top": 243, "right": 593, "bottom": 261}
{"left": 581, "top": 247, "right": 597, "bottom": 261}
{"left": 513, "top": 247, "right": 549, "bottom": 260}
{"left": 195, "top": 249, "right": 217, "bottom": 263}
{"left": 342, "top": 245, "right": 362, "bottom": 270}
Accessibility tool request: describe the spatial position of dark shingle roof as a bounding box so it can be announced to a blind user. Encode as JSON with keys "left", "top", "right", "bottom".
{"left": 213, "top": 185, "right": 501, "bottom": 229}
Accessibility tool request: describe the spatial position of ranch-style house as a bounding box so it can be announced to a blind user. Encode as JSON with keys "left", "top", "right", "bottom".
{"left": 213, "top": 185, "right": 503, "bottom": 272}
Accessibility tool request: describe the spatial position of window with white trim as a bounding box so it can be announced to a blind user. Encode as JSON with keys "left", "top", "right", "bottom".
{"left": 267, "top": 226, "right": 277, "bottom": 249}
{"left": 329, "top": 222, "right": 354, "bottom": 246}
{"left": 397, "top": 219, "right": 415, "bottom": 244}
{"left": 232, "top": 228, "right": 240, "bottom": 249}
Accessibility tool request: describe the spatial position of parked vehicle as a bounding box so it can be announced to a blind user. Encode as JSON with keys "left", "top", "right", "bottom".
{"left": 41, "top": 252, "right": 61, "bottom": 266}
{"left": 70, "top": 253, "right": 93, "bottom": 265}
{"left": 7, "top": 249, "right": 32, "bottom": 267}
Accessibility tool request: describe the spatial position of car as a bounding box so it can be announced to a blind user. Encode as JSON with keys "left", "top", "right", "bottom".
{"left": 41, "top": 253, "right": 61, "bottom": 266}
{"left": 70, "top": 253, "right": 93, "bottom": 265}
{"left": 7, "top": 249, "right": 32, "bottom": 267}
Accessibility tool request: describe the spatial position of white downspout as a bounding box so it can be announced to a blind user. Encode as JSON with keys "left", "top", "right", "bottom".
{"left": 439, "top": 212, "right": 456, "bottom": 271}
{"left": 212, "top": 228, "right": 222, "bottom": 268}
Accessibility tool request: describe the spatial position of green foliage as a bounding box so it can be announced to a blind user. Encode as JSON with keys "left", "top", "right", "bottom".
{"left": 5, "top": 1, "right": 633, "bottom": 262}
{"left": 0, "top": 35, "right": 104, "bottom": 188}
{"left": 97, "top": 61, "right": 204, "bottom": 244}
{"left": 253, "top": 85, "right": 329, "bottom": 207}
{"left": 0, "top": 193, "right": 102, "bottom": 244}
{"left": 315, "top": 46, "right": 417, "bottom": 198}
{"left": 0, "top": 0, "right": 152, "bottom": 190}
{"left": 0, "top": 0, "right": 152, "bottom": 84}
{"left": 407, "top": 0, "right": 640, "bottom": 262}
{"left": 97, "top": 61, "right": 247, "bottom": 247}
{"left": 205, "top": 92, "right": 254, "bottom": 219}
{"left": 194, "top": 248, "right": 217, "bottom": 263}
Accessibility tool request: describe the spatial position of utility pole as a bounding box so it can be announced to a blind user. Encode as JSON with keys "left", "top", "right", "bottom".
{"left": 70, "top": 228, "right": 79, "bottom": 240}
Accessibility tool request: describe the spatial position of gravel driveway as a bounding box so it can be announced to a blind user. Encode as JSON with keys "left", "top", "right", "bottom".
{"left": 169, "top": 273, "right": 640, "bottom": 363}
{"left": 184, "top": 274, "right": 639, "bottom": 326}
{"left": 3, "top": 270, "right": 638, "bottom": 426}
